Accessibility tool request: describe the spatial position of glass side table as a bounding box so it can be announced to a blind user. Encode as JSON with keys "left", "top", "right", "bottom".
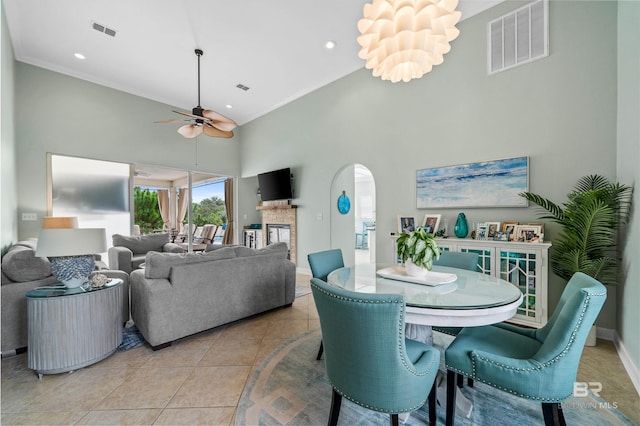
{"left": 27, "top": 279, "right": 123, "bottom": 379}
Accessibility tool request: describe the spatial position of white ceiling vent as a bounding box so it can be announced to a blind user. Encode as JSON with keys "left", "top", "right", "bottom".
{"left": 92, "top": 21, "right": 116, "bottom": 37}
{"left": 488, "top": 0, "right": 548, "bottom": 75}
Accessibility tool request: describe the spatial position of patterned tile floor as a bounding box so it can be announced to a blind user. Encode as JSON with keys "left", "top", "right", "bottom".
{"left": 1, "top": 272, "right": 638, "bottom": 425}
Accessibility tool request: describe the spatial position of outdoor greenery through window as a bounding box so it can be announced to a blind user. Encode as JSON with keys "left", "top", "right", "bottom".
{"left": 134, "top": 179, "right": 227, "bottom": 235}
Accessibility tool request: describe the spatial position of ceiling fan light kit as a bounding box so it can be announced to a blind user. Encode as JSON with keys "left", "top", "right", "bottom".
{"left": 160, "top": 48, "right": 237, "bottom": 139}
{"left": 357, "top": 0, "right": 462, "bottom": 83}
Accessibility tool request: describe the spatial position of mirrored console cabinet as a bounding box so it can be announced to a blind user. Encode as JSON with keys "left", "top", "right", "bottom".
{"left": 392, "top": 236, "right": 551, "bottom": 329}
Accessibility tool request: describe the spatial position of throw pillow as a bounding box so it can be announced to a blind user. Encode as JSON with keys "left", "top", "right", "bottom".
{"left": 233, "top": 242, "right": 288, "bottom": 258}
{"left": 144, "top": 248, "right": 236, "bottom": 279}
{"left": 1, "top": 244, "right": 52, "bottom": 282}
{"left": 233, "top": 246, "right": 259, "bottom": 257}
{"left": 112, "top": 233, "right": 170, "bottom": 254}
{"left": 259, "top": 242, "right": 289, "bottom": 258}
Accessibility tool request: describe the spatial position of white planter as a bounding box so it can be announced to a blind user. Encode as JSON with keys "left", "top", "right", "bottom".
{"left": 585, "top": 325, "right": 597, "bottom": 346}
{"left": 405, "top": 259, "right": 430, "bottom": 278}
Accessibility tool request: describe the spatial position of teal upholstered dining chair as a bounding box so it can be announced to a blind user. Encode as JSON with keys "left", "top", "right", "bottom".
{"left": 431, "top": 251, "right": 480, "bottom": 388}
{"left": 444, "top": 272, "right": 607, "bottom": 426}
{"left": 308, "top": 249, "right": 344, "bottom": 360}
{"left": 310, "top": 277, "right": 440, "bottom": 426}
{"left": 431, "top": 251, "right": 479, "bottom": 337}
{"left": 433, "top": 251, "right": 479, "bottom": 271}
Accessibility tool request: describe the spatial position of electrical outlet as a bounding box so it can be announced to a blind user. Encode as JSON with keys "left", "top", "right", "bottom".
{"left": 22, "top": 213, "right": 37, "bottom": 221}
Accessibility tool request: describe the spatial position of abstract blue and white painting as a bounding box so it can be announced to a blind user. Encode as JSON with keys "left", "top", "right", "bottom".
{"left": 416, "top": 156, "right": 529, "bottom": 208}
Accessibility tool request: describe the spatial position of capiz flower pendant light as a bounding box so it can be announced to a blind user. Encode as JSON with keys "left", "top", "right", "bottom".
{"left": 357, "top": 0, "right": 462, "bottom": 83}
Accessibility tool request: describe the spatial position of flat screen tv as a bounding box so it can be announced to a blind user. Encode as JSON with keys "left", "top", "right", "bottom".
{"left": 258, "top": 168, "right": 293, "bottom": 201}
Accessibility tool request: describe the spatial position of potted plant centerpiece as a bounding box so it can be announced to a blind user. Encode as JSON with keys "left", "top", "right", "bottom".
{"left": 397, "top": 226, "right": 441, "bottom": 278}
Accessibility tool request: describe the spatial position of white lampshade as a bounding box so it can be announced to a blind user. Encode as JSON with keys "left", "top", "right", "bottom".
{"left": 357, "top": 0, "right": 462, "bottom": 83}
{"left": 35, "top": 228, "right": 107, "bottom": 257}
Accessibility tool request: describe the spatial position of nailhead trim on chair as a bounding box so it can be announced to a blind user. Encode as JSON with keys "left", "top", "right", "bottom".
{"left": 312, "top": 282, "right": 439, "bottom": 414}
{"left": 445, "top": 291, "right": 606, "bottom": 402}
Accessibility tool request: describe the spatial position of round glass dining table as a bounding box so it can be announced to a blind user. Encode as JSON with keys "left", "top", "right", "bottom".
{"left": 326, "top": 263, "right": 523, "bottom": 328}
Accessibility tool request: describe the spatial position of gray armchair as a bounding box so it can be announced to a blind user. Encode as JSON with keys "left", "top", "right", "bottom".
{"left": 108, "top": 233, "right": 184, "bottom": 273}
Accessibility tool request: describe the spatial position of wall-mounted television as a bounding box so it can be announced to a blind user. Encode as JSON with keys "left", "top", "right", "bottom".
{"left": 258, "top": 168, "right": 293, "bottom": 201}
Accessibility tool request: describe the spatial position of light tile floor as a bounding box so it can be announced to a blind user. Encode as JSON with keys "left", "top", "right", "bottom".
{"left": 1, "top": 272, "right": 638, "bottom": 425}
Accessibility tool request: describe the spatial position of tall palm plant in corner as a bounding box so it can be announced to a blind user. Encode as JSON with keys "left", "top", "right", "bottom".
{"left": 519, "top": 175, "right": 632, "bottom": 286}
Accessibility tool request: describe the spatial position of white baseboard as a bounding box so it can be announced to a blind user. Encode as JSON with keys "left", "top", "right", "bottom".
{"left": 596, "top": 326, "right": 616, "bottom": 341}
{"left": 613, "top": 332, "right": 640, "bottom": 395}
{"left": 598, "top": 327, "right": 640, "bottom": 395}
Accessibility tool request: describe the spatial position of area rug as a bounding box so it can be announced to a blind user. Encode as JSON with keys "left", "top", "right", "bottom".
{"left": 117, "top": 324, "right": 147, "bottom": 351}
{"left": 236, "top": 329, "right": 634, "bottom": 425}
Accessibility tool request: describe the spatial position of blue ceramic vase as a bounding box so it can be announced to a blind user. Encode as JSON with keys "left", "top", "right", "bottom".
{"left": 454, "top": 213, "right": 468, "bottom": 238}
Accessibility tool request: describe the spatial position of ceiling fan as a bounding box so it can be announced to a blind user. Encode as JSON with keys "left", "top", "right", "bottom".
{"left": 157, "top": 49, "right": 237, "bottom": 139}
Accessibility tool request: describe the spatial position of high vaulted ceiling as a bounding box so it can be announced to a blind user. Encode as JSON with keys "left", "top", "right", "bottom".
{"left": 4, "top": 0, "right": 503, "bottom": 126}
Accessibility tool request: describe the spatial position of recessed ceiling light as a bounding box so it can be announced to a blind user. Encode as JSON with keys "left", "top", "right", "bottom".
{"left": 74, "top": 53, "right": 86, "bottom": 60}
{"left": 226, "top": 105, "right": 233, "bottom": 109}
{"left": 325, "top": 40, "right": 337, "bottom": 50}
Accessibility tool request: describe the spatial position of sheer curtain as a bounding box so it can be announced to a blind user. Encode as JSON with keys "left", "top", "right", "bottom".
{"left": 177, "top": 188, "right": 189, "bottom": 228}
{"left": 223, "top": 178, "right": 234, "bottom": 244}
{"left": 157, "top": 189, "right": 170, "bottom": 231}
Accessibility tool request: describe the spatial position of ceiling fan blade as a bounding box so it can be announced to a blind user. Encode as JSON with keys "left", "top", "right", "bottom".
{"left": 155, "top": 118, "right": 189, "bottom": 124}
{"left": 173, "top": 110, "right": 204, "bottom": 120}
{"left": 203, "top": 124, "right": 234, "bottom": 138}
{"left": 202, "top": 109, "right": 237, "bottom": 131}
{"left": 177, "top": 124, "right": 203, "bottom": 138}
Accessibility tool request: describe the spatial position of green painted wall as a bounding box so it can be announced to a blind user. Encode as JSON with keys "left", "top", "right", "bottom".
{"left": 1, "top": 3, "right": 17, "bottom": 252}
{"left": 617, "top": 0, "right": 640, "bottom": 380}
{"left": 13, "top": 63, "right": 241, "bottom": 240}
{"left": 240, "top": 0, "right": 619, "bottom": 321}
{"left": 4, "top": 0, "right": 637, "bottom": 378}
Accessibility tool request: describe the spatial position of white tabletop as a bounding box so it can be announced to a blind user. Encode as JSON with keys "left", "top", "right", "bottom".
{"left": 326, "top": 264, "right": 523, "bottom": 327}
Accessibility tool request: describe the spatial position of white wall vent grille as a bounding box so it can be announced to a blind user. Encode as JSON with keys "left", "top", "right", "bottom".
{"left": 488, "top": 0, "right": 548, "bottom": 75}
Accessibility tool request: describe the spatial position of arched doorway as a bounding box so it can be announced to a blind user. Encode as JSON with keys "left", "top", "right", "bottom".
{"left": 330, "top": 164, "right": 376, "bottom": 266}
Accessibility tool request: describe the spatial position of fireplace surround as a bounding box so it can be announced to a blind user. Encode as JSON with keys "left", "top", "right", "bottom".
{"left": 257, "top": 204, "right": 297, "bottom": 264}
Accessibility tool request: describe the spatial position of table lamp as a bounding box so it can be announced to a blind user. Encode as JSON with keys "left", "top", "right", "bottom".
{"left": 35, "top": 228, "right": 107, "bottom": 288}
{"left": 41, "top": 216, "right": 78, "bottom": 229}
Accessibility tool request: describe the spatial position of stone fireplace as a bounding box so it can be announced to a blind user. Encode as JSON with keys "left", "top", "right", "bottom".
{"left": 258, "top": 204, "right": 297, "bottom": 264}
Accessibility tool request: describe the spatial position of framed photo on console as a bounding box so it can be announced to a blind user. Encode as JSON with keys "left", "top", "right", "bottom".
{"left": 494, "top": 231, "right": 511, "bottom": 241}
{"left": 514, "top": 225, "right": 543, "bottom": 243}
{"left": 398, "top": 215, "right": 417, "bottom": 233}
{"left": 485, "top": 222, "right": 501, "bottom": 238}
{"left": 502, "top": 222, "right": 519, "bottom": 241}
{"left": 475, "top": 223, "right": 490, "bottom": 240}
{"left": 421, "top": 214, "right": 441, "bottom": 236}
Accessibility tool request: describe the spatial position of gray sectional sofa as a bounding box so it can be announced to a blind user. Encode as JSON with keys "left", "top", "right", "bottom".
{"left": 130, "top": 242, "right": 296, "bottom": 349}
{"left": 1, "top": 239, "right": 130, "bottom": 355}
